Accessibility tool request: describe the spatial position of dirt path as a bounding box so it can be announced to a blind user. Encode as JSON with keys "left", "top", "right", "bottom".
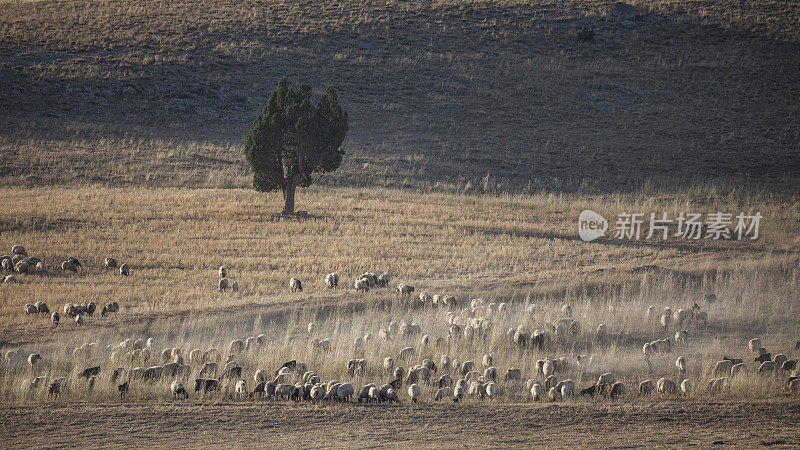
{"left": 2, "top": 397, "right": 798, "bottom": 448}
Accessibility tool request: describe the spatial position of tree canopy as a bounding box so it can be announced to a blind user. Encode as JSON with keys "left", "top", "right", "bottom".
{"left": 244, "top": 78, "right": 348, "bottom": 215}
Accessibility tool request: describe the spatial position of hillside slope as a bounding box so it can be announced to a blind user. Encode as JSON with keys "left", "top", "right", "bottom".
{"left": 1, "top": 0, "right": 799, "bottom": 193}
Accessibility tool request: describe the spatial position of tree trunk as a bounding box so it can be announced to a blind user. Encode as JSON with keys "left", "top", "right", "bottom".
{"left": 282, "top": 180, "right": 297, "bottom": 216}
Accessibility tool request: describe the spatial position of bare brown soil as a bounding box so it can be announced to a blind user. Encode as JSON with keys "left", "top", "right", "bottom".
{"left": 2, "top": 397, "right": 798, "bottom": 448}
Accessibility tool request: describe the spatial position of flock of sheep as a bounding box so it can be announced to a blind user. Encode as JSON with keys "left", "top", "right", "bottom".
{"left": 5, "top": 264, "right": 800, "bottom": 406}
{"left": 4, "top": 249, "right": 799, "bottom": 406}
{"left": 2, "top": 245, "right": 130, "bottom": 284}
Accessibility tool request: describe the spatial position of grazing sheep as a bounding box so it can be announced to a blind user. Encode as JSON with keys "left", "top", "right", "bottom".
{"left": 675, "top": 356, "right": 687, "bottom": 374}
{"left": 377, "top": 273, "right": 391, "bottom": 287}
{"left": 117, "top": 381, "right": 129, "bottom": 399}
{"left": 61, "top": 260, "right": 78, "bottom": 272}
{"left": 609, "top": 382, "right": 625, "bottom": 399}
{"left": 782, "top": 360, "right": 797, "bottom": 372}
{"left": 200, "top": 362, "right": 218, "bottom": 378}
{"left": 774, "top": 354, "right": 788, "bottom": 367}
{"left": 660, "top": 314, "right": 670, "bottom": 330}
{"left": 231, "top": 281, "right": 239, "bottom": 292}
{"left": 28, "top": 353, "right": 41, "bottom": 367}
{"left": 638, "top": 380, "right": 655, "bottom": 397}
{"left": 396, "top": 283, "right": 414, "bottom": 296}
{"left": 708, "top": 377, "right": 729, "bottom": 393}
{"left": 194, "top": 378, "right": 221, "bottom": 394}
{"left": 75, "top": 313, "right": 84, "bottom": 325}
{"left": 325, "top": 273, "right": 339, "bottom": 289}
{"left": 218, "top": 278, "right": 229, "bottom": 291}
{"left": 675, "top": 330, "right": 688, "bottom": 344}
{"left": 11, "top": 245, "right": 27, "bottom": 256}
{"left": 24, "top": 304, "right": 37, "bottom": 315}
{"left": 337, "top": 382, "right": 355, "bottom": 402}
{"left": 289, "top": 277, "right": 302, "bottom": 292}
{"left": 748, "top": 338, "right": 762, "bottom": 352}
{"left": 755, "top": 352, "right": 772, "bottom": 363}
{"left": 418, "top": 291, "right": 432, "bottom": 304}
{"left": 3, "top": 275, "right": 17, "bottom": 283}
{"left": 504, "top": 368, "right": 522, "bottom": 383}
{"left": 453, "top": 385, "right": 465, "bottom": 403}
{"left": 234, "top": 380, "right": 248, "bottom": 399}
{"left": 680, "top": 379, "right": 692, "bottom": 396}
{"left": 354, "top": 278, "right": 370, "bottom": 292}
{"left": 105, "top": 257, "right": 117, "bottom": 268}
{"left": 218, "top": 266, "right": 227, "bottom": 278}
{"left": 598, "top": 373, "right": 615, "bottom": 387}
{"left": 542, "top": 360, "right": 555, "bottom": 379}
{"left": 548, "top": 386, "right": 561, "bottom": 402}
{"left": 556, "top": 379, "right": 575, "bottom": 398}
{"left": 34, "top": 261, "right": 48, "bottom": 275}
{"left": 14, "top": 261, "right": 30, "bottom": 274}
{"left": 51, "top": 312, "right": 59, "bottom": 326}
{"left": 730, "top": 363, "right": 748, "bottom": 378}
{"left": 434, "top": 387, "right": 452, "bottom": 401}
{"left": 758, "top": 361, "right": 777, "bottom": 373}
{"left": 485, "top": 382, "right": 499, "bottom": 400}
{"left": 723, "top": 356, "right": 744, "bottom": 365}
{"left": 714, "top": 360, "right": 734, "bottom": 377}
{"left": 482, "top": 354, "right": 493, "bottom": 368}
{"left": 398, "top": 347, "right": 415, "bottom": 361}
{"left": 657, "top": 378, "right": 677, "bottom": 396}
{"left": 171, "top": 381, "right": 189, "bottom": 400}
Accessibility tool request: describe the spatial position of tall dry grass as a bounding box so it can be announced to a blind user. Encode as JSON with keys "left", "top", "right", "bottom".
{"left": 1, "top": 259, "right": 797, "bottom": 404}
{"left": 0, "top": 186, "right": 797, "bottom": 405}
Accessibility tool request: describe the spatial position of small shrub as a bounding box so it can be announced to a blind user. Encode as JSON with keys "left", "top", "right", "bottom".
{"left": 576, "top": 27, "right": 595, "bottom": 42}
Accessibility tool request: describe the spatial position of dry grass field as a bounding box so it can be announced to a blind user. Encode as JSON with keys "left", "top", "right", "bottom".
{"left": 2, "top": 0, "right": 800, "bottom": 447}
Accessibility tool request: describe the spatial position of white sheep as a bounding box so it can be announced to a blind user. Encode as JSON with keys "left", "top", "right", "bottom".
{"left": 171, "top": 380, "right": 189, "bottom": 399}
{"left": 657, "top": 377, "right": 677, "bottom": 396}
{"left": 325, "top": 272, "right": 339, "bottom": 289}
{"left": 218, "top": 278, "right": 229, "bottom": 291}
{"left": 748, "top": 338, "right": 762, "bottom": 352}
{"left": 714, "top": 360, "right": 734, "bottom": 377}
{"left": 354, "top": 278, "right": 370, "bottom": 292}
{"left": 680, "top": 379, "right": 692, "bottom": 396}
{"left": 730, "top": 362, "right": 747, "bottom": 378}
{"left": 234, "top": 380, "right": 248, "bottom": 399}
{"left": 675, "top": 356, "right": 686, "bottom": 374}
{"left": 337, "top": 382, "right": 355, "bottom": 402}
{"left": 548, "top": 386, "right": 561, "bottom": 402}
{"left": 218, "top": 266, "right": 227, "bottom": 278}
{"left": 530, "top": 382, "right": 543, "bottom": 401}
{"left": 675, "top": 330, "right": 688, "bottom": 344}
{"left": 289, "top": 277, "right": 303, "bottom": 292}
{"left": 638, "top": 380, "right": 655, "bottom": 397}
{"left": 542, "top": 360, "right": 555, "bottom": 378}
{"left": 398, "top": 347, "right": 415, "bottom": 360}
{"left": 434, "top": 387, "right": 452, "bottom": 401}
{"left": 75, "top": 313, "right": 84, "bottom": 325}
{"left": 453, "top": 386, "right": 464, "bottom": 403}
{"left": 396, "top": 283, "right": 414, "bottom": 296}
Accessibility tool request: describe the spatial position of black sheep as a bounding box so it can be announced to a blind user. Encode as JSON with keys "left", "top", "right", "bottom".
{"left": 755, "top": 353, "right": 772, "bottom": 363}
{"left": 80, "top": 365, "right": 100, "bottom": 379}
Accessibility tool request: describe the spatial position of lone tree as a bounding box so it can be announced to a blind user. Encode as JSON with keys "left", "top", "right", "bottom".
{"left": 244, "top": 78, "right": 348, "bottom": 215}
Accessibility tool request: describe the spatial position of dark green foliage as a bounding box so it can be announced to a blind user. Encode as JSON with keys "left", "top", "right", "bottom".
{"left": 244, "top": 78, "right": 348, "bottom": 214}
{"left": 576, "top": 27, "right": 595, "bottom": 42}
